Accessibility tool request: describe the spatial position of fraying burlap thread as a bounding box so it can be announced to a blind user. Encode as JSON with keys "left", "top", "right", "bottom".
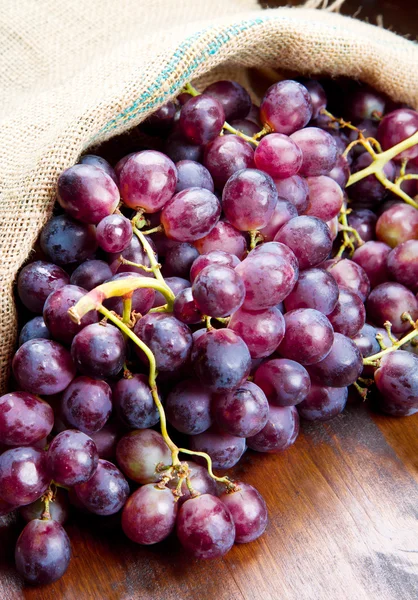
{"left": 1, "top": 0, "right": 418, "bottom": 393}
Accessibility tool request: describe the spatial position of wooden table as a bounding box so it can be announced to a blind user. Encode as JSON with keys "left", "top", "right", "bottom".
{"left": 1, "top": 1, "right": 418, "bottom": 598}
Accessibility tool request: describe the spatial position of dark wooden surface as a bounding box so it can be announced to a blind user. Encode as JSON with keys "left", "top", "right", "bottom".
{"left": 2, "top": 1, "right": 418, "bottom": 599}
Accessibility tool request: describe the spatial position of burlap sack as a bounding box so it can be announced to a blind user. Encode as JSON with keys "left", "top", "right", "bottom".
{"left": 1, "top": 0, "right": 418, "bottom": 394}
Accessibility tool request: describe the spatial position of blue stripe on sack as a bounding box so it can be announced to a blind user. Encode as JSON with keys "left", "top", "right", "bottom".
{"left": 97, "top": 16, "right": 266, "bottom": 138}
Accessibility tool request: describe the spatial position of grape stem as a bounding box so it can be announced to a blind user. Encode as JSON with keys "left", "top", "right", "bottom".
{"left": 363, "top": 317, "right": 418, "bottom": 365}
{"left": 122, "top": 297, "right": 132, "bottom": 326}
{"left": 320, "top": 108, "right": 360, "bottom": 133}
{"left": 178, "top": 447, "right": 238, "bottom": 491}
{"left": 336, "top": 203, "right": 362, "bottom": 258}
{"left": 119, "top": 257, "right": 161, "bottom": 273}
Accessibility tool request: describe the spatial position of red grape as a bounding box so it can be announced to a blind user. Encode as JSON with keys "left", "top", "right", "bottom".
{"left": 377, "top": 109, "right": 418, "bottom": 160}
{"left": 278, "top": 309, "right": 334, "bottom": 365}
{"left": 166, "top": 380, "right": 213, "bottom": 435}
{"left": 203, "top": 80, "right": 251, "bottom": 121}
{"left": 175, "top": 159, "right": 214, "bottom": 193}
{"left": 189, "top": 429, "right": 246, "bottom": 469}
{"left": 352, "top": 241, "right": 391, "bottom": 289}
{"left": 273, "top": 175, "right": 309, "bottom": 214}
{"left": 74, "top": 459, "right": 129, "bottom": 515}
{"left": 0, "top": 392, "right": 54, "bottom": 446}
{"left": 192, "top": 264, "right": 245, "bottom": 318}
{"left": 375, "top": 203, "right": 418, "bottom": 248}
{"left": 260, "top": 81, "right": 313, "bottom": 135}
{"left": 47, "top": 430, "right": 99, "bottom": 486}
{"left": 79, "top": 154, "right": 118, "bottom": 184}
{"left": 0, "top": 446, "right": 50, "bottom": 505}
{"left": 247, "top": 405, "right": 299, "bottom": 453}
{"left": 179, "top": 95, "right": 225, "bottom": 145}
{"left": 116, "top": 429, "right": 171, "bottom": 484}
{"left": 96, "top": 214, "right": 132, "bottom": 253}
{"left": 161, "top": 187, "right": 221, "bottom": 241}
{"left": 305, "top": 175, "right": 344, "bottom": 220}
{"left": 71, "top": 323, "right": 126, "bottom": 378}
{"left": 113, "top": 374, "right": 159, "bottom": 430}
{"left": 61, "top": 377, "right": 112, "bottom": 434}
{"left": 366, "top": 282, "right": 418, "bottom": 333}
{"left": 258, "top": 199, "right": 298, "bottom": 242}
{"left": 254, "top": 358, "right": 311, "bottom": 407}
{"left": 43, "top": 284, "right": 98, "bottom": 344}
{"left": 297, "top": 384, "right": 348, "bottom": 421}
{"left": 213, "top": 381, "right": 269, "bottom": 437}
{"left": 219, "top": 482, "right": 268, "bottom": 543}
{"left": 228, "top": 306, "right": 285, "bottom": 359}
{"left": 374, "top": 350, "right": 418, "bottom": 416}
{"left": 193, "top": 220, "right": 247, "bottom": 259}
{"left": 307, "top": 333, "right": 363, "bottom": 387}
{"left": 324, "top": 258, "right": 370, "bottom": 302}
{"left": 283, "top": 268, "right": 339, "bottom": 315}
{"left": 122, "top": 484, "right": 177, "bottom": 544}
{"left": 70, "top": 259, "right": 113, "bottom": 290}
{"left": 17, "top": 261, "right": 69, "bottom": 314}
{"left": 203, "top": 135, "right": 254, "bottom": 189}
{"left": 18, "top": 316, "right": 51, "bottom": 346}
{"left": 254, "top": 133, "right": 302, "bottom": 179}
{"left": 290, "top": 127, "right": 338, "bottom": 176}
{"left": 328, "top": 288, "right": 366, "bottom": 338}
{"left": 275, "top": 216, "right": 332, "bottom": 270}
{"left": 387, "top": 240, "right": 418, "bottom": 292}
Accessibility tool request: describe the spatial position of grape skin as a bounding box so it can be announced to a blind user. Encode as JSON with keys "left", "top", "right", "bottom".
{"left": 189, "top": 429, "right": 246, "bottom": 470}
{"left": 0, "top": 447, "right": 51, "bottom": 506}
{"left": 17, "top": 261, "right": 69, "bottom": 314}
{"left": 0, "top": 392, "right": 54, "bottom": 447}
{"left": 247, "top": 405, "right": 299, "bottom": 453}
{"left": 213, "top": 381, "right": 269, "bottom": 438}
{"left": 116, "top": 429, "right": 171, "bottom": 484}
{"left": 219, "top": 482, "right": 268, "bottom": 543}
{"left": 297, "top": 384, "right": 348, "bottom": 421}
{"left": 122, "top": 485, "right": 177, "bottom": 545}
{"left": 166, "top": 380, "right": 213, "bottom": 435}
{"left": 74, "top": 459, "right": 129, "bottom": 516}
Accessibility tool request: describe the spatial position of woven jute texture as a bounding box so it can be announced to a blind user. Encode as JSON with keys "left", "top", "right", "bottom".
{"left": 1, "top": 0, "right": 418, "bottom": 393}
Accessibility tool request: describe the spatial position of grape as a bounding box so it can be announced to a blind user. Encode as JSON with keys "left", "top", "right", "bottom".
{"left": 0, "top": 447, "right": 50, "bottom": 505}
{"left": 375, "top": 203, "right": 418, "bottom": 248}
{"left": 203, "top": 80, "right": 251, "bottom": 121}
{"left": 305, "top": 176, "right": 344, "bottom": 220}
{"left": 113, "top": 374, "right": 159, "bottom": 429}
{"left": 0, "top": 392, "right": 54, "bottom": 446}
{"left": 284, "top": 268, "right": 339, "bottom": 315}
{"left": 165, "top": 379, "right": 213, "bottom": 435}
{"left": 219, "top": 482, "right": 268, "bottom": 543}
{"left": 122, "top": 484, "right": 177, "bottom": 544}
{"left": 366, "top": 282, "right": 418, "bottom": 333}
{"left": 260, "top": 81, "right": 313, "bottom": 134}
{"left": 189, "top": 429, "right": 246, "bottom": 469}
{"left": 47, "top": 430, "right": 98, "bottom": 486}
{"left": 96, "top": 214, "right": 132, "bottom": 253}
{"left": 190, "top": 250, "right": 240, "bottom": 283}
{"left": 163, "top": 242, "right": 199, "bottom": 279}
{"left": 307, "top": 332, "right": 363, "bottom": 387}
{"left": 103, "top": 273, "right": 155, "bottom": 316}
{"left": 140, "top": 101, "right": 177, "bottom": 135}
{"left": 236, "top": 251, "right": 298, "bottom": 310}
{"left": 71, "top": 323, "right": 126, "bottom": 378}
{"left": 290, "top": 127, "right": 338, "bottom": 176}
{"left": 152, "top": 276, "right": 190, "bottom": 308}
{"left": 41, "top": 214, "right": 98, "bottom": 265}
{"left": 107, "top": 233, "right": 154, "bottom": 276}
{"left": 203, "top": 135, "right": 254, "bottom": 189}
{"left": 175, "top": 160, "right": 214, "bottom": 193}
{"left": 273, "top": 175, "right": 309, "bottom": 214}
{"left": 192, "top": 265, "right": 245, "bottom": 318}
{"left": 324, "top": 258, "right": 370, "bottom": 302}
{"left": 225, "top": 119, "right": 259, "bottom": 141}
{"left": 254, "top": 358, "right": 311, "bottom": 407}
{"left": 193, "top": 221, "right": 247, "bottom": 259}
{"left": 347, "top": 209, "right": 377, "bottom": 243}
{"left": 328, "top": 289, "right": 366, "bottom": 338}
{"left": 374, "top": 350, "right": 418, "bottom": 416}
{"left": 259, "top": 199, "right": 298, "bottom": 242}
{"left": 119, "top": 150, "right": 177, "bottom": 212}
{"left": 61, "top": 377, "right": 112, "bottom": 434}
{"left": 299, "top": 79, "right": 327, "bottom": 119}
{"left": 43, "top": 284, "right": 98, "bottom": 344}
{"left": 70, "top": 259, "right": 113, "bottom": 290}
{"left": 346, "top": 87, "right": 386, "bottom": 121}
{"left": 275, "top": 216, "right": 332, "bottom": 270}
{"left": 212, "top": 381, "right": 269, "bottom": 437}
{"left": 58, "top": 164, "right": 119, "bottom": 224}
{"left": 179, "top": 95, "right": 225, "bottom": 145}
{"left": 19, "top": 317, "right": 50, "bottom": 346}
{"left": 79, "top": 154, "right": 118, "bottom": 184}
{"left": 352, "top": 323, "right": 381, "bottom": 358}
{"left": 133, "top": 313, "right": 192, "bottom": 372}
{"left": 164, "top": 131, "right": 203, "bottom": 163}
{"left": 74, "top": 459, "right": 129, "bottom": 515}
{"left": 327, "top": 154, "right": 350, "bottom": 189}
{"left": 228, "top": 306, "right": 285, "bottom": 359}
{"left": 247, "top": 405, "right": 299, "bottom": 453}
{"left": 326, "top": 216, "right": 339, "bottom": 241}
{"left": 161, "top": 187, "right": 221, "bottom": 241}
{"left": 347, "top": 119, "right": 379, "bottom": 157}
{"left": 247, "top": 104, "right": 261, "bottom": 125}
{"left": 387, "top": 240, "right": 418, "bottom": 292}
{"left": 352, "top": 241, "right": 391, "bottom": 289}
{"left": 168, "top": 461, "right": 217, "bottom": 505}
{"left": 176, "top": 494, "right": 235, "bottom": 559}
{"left": 278, "top": 309, "right": 334, "bottom": 365}
{"left": 222, "top": 168, "right": 278, "bottom": 231}
{"left": 173, "top": 288, "right": 203, "bottom": 325}
{"left": 15, "top": 519, "right": 71, "bottom": 585}
{"left": 90, "top": 421, "right": 122, "bottom": 460}
{"left": 254, "top": 133, "right": 302, "bottom": 179}
{"left": 13, "top": 339, "right": 75, "bottom": 395}
{"left": 377, "top": 109, "right": 418, "bottom": 160}
{"left": 116, "top": 429, "right": 171, "bottom": 483}
{"left": 17, "top": 261, "right": 69, "bottom": 314}
{"left": 297, "top": 384, "right": 348, "bottom": 421}
{"left": 19, "top": 488, "right": 69, "bottom": 524}
{"left": 349, "top": 153, "right": 395, "bottom": 206}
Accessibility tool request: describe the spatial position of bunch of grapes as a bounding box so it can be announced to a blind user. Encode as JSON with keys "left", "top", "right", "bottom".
{"left": 2, "top": 76, "right": 418, "bottom": 586}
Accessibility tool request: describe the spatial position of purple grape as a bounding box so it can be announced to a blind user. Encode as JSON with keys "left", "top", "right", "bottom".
{"left": 71, "top": 323, "right": 126, "bottom": 378}
{"left": 179, "top": 95, "right": 225, "bottom": 145}
{"left": 194, "top": 220, "right": 247, "bottom": 259}
{"left": 284, "top": 268, "right": 339, "bottom": 315}
{"left": 352, "top": 323, "right": 381, "bottom": 358}
{"left": 213, "top": 381, "right": 269, "bottom": 437}
{"left": 79, "top": 154, "right": 118, "bottom": 184}
{"left": 290, "top": 127, "right": 338, "bottom": 176}
{"left": 192, "top": 328, "right": 251, "bottom": 393}
{"left": 349, "top": 152, "right": 395, "bottom": 206}
{"left": 377, "top": 109, "right": 418, "bottom": 160}
{"left": 173, "top": 288, "right": 203, "bottom": 325}
{"left": 307, "top": 333, "right": 363, "bottom": 386}
{"left": 168, "top": 461, "right": 217, "bottom": 505}
{"left": 57, "top": 164, "right": 119, "bottom": 224}
{"left": 222, "top": 168, "right": 278, "bottom": 231}
{"left": 219, "top": 482, "right": 267, "bottom": 543}
{"left": 189, "top": 430, "right": 246, "bottom": 469}
{"left": 19, "top": 488, "right": 69, "bottom": 524}
{"left": 347, "top": 209, "right": 377, "bottom": 244}
{"left": 346, "top": 87, "right": 386, "bottom": 121}
{"left": 192, "top": 264, "right": 245, "bottom": 318}
{"left": 161, "top": 187, "right": 221, "bottom": 241}
{"left": 254, "top": 133, "right": 302, "bottom": 179}
{"left": 122, "top": 484, "right": 177, "bottom": 544}
{"left": 374, "top": 350, "right": 418, "bottom": 416}
{"left": 175, "top": 160, "right": 214, "bottom": 193}
{"left": 163, "top": 242, "right": 199, "bottom": 279}
{"left": 113, "top": 374, "right": 159, "bottom": 429}
{"left": 176, "top": 494, "right": 235, "bottom": 559}
{"left": 326, "top": 215, "right": 339, "bottom": 241}
{"left": 247, "top": 405, "right": 299, "bottom": 453}
{"left": 0, "top": 392, "right": 54, "bottom": 446}
{"left": 119, "top": 150, "right": 177, "bottom": 212}
{"left": 305, "top": 176, "right": 344, "bottom": 220}
{"left": 96, "top": 214, "right": 132, "bottom": 253}
{"left": 19, "top": 317, "right": 51, "bottom": 346}
{"left": 274, "top": 216, "right": 332, "bottom": 270}
{"left": 228, "top": 306, "right": 285, "bottom": 358}
{"left": 273, "top": 175, "right": 309, "bottom": 214}
{"left": 259, "top": 198, "right": 298, "bottom": 242}
{"left": 376, "top": 203, "right": 418, "bottom": 248}
{"left": 203, "top": 80, "right": 251, "bottom": 120}
{"left": 90, "top": 421, "right": 122, "bottom": 460}
{"left": 254, "top": 358, "right": 311, "bottom": 407}
{"left": 61, "top": 377, "right": 112, "bottom": 434}
{"left": 190, "top": 250, "right": 240, "bottom": 283}
{"left": 297, "top": 384, "right": 348, "bottom": 421}
{"left": 140, "top": 101, "right": 176, "bottom": 135}
{"left": 278, "top": 309, "right": 334, "bottom": 365}
{"left": 324, "top": 258, "right": 370, "bottom": 302}
{"left": 166, "top": 379, "right": 213, "bottom": 435}
{"left": 74, "top": 459, "right": 129, "bottom": 515}
{"left": 0, "top": 447, "right": 50, "bottom": 505}
{"left": 225, "top": 119, "right": 259, "bottom": 140}
{"left": 327, "top": 154, "right": 350, "bottom": 188}
{"left": 387, "top": 240, "right": 418, "bottom": 292}
{"left": 152, "top": 276, "right": 190, "bottom": 308}
{"left": 70, "top": 259, "right": 113, "bottom": 290}
{"left": 133, "top": 313, "right": 192, "bottom": 372}
{"left": 13, "top": 339, "right": 75, "bottom": 395}
{"left": 116, "top": 429, "right": 171, "bottom": 483}
{"left": 43, "top": 284, "right": 98, "bottom": 344}
{"left": 17, "top": 261, "right": 69, "bottom": 314}
{"left": 104, "top": 273, "right": 155, "bottom": 316}
{"left": 299, "top": 79, "right": 327, "bottom": 118}
{"left": 114, "top": 153, "right": 136, "bottom": 179}
{"left": 203, "top": 135, "right": 255, "bottom": 189}
{"left": 260, "top": 81, "right": 313, "bottom": 135}
{"left": 328, "top": 288, "right": 366, "bottom": 338}
{"left": 47, "top": 430, "right": 98, "bottom": 486}
{"left": 40, "top": 214, "right": 97, "bottom": 265}
{"left": 15, "top": 519, "right": 71, "bottom": 585}
{"left": 352, "top": 241, "right": 391, "bottom": 289}
{"left": 366, "top": 282, "right": 418, "bottom": 333}
{"left": 164, "top": 131, "right": 203, "bottom": 163}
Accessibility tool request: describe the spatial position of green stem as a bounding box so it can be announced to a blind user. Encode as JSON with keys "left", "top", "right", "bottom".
{"left": 363, "top": 327, "right": 418, "bottom": 365}
{"left": 122, "top": 297, "right": 132, "bottom": 325}
{"left": 133, "top": 226, "right": 167, "bottom": 286}
{"left": 178, "top": 447, "right": 237, "bottom": 490}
